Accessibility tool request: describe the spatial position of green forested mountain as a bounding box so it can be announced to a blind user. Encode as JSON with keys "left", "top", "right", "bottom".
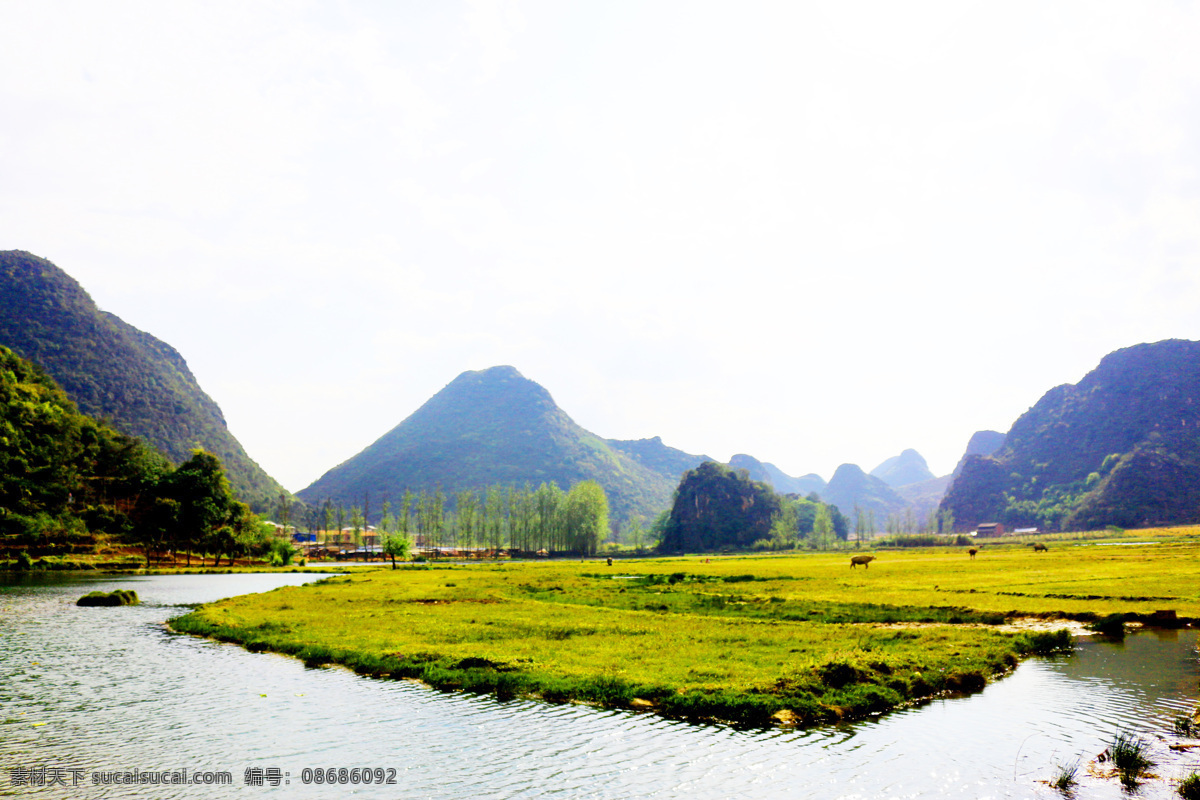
{"left": 1, "top": 343, "right": 268, "bottom": 564}
{"left": 658, "top": 461, "right": 782, "bottom": 551}
{"left": 0, "top": 250, "right": 286, "bottom": 510}
{"left": 940, "top": 340, "right": 1200, "bottom": 531}
{"left": 298, "top": 366, "right": 704, "bottom": 523}
{"left": 658, "top": 461, "right": 848, "bottom": 552}
{"left": 869, "top": 448, "right": 935, "bottom": 488}
{"left": 0, "top": 344, "right": 168, "bottom": 534}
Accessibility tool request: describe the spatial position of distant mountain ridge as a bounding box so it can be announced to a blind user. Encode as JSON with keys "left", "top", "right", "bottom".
{"left": 607, "top": 436, "right": 708, "bottom": 482}
{"left": 0, "top": 250, "right": 286, "bottom": 510}
{"left": 297, "top": 366, "right": 708, "bottom": 523}
{"left": 941, "top": 339, "right": 1200, "bottom": 531}
{"left": 819, "top": 463, "right": 908, "bottom": 523}
{"left": 728, "top": 453, "right": 825, "bottom": 496}
{"left": 870, "top": 448, "right": 935, "bottom": 488}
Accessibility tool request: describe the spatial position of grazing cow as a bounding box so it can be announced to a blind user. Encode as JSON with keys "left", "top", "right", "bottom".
{"left": 968, "top": 548, "right": 978, "bottom": 559}
{"left": 1032, "top": 542, "right": 1048, "bottom": 552}
{"left": 850, "top": 555, "right": 876, "bottom": 569}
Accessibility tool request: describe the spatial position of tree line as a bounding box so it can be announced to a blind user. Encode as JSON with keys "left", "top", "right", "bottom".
{"left": 307, "top": 480, "right": 610, "bottom": 557}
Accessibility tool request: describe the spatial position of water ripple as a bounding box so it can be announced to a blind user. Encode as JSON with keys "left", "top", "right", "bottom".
{"left": 3, "top": 574, "right": 1198, "bottom": 799}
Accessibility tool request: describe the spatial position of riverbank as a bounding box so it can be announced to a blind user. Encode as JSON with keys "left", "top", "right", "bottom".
{"left": 168, "top": 541, "right": 1200, "bottom": 728}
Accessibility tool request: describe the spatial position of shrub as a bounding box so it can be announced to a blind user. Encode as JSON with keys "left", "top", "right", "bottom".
{"left": 1088, "top": 614, "right": 1127, "bottom": 638}
{"left": 268, "top": 538, "right": 295, "bottom": 566}
{"left": 818, "top": 661, "right": 867, "bottom": 689}
{"left": 1016, "top": 629, "right": 1073, "bottom": 654}
{"left": 16, "top": 550, "right": 34, "bottom": 570}
{"left": 945, "top": 670, "right": 986, "bottom": 693}
{"left": 1178, "top": 772, "right": 1200, "bottom": 800}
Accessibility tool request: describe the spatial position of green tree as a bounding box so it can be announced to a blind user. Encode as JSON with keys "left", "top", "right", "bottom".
{"left": 164, "top": 450, "right": 234, "bottom": 566}
{"left": 379, "top": 500, "right": 393, "bottom": 538}
{"left": 769, "top": 500, "right": 799, "bottom": 550}
{"left": 276, "top": 493, "right": 292, "bottom": 535}
{"left": 624, "top": 515, "right": 646, "bottom": 551}
{"left": 135, "top": 496, "right": 179, "bottom": 569}
{"left": 399, "top": 489, "right": 413, "bottom": 540}
{"left": 563, "top": 480, "right": 608, "bottom": 556}
{"left": 485, "top": 485, "right": 505, "bottom": 551}
{"left": 457, "top": 489, "right": 477, "bottom": 551}
{"left": 350, "top": 505, "right": 364, "bottom": 550}
{"left": 534, "top": 482, "right": 565, "bottom": 552}
{"left": 812, "top": 504, "right": 834, "bottom": 551}
{"left": 321, "top": 500, "right": 334, "bottom": 545}
{"left": 381, "top": 528, "right": 412, "bottom": 568}
{"left": 206, "top": 500, "right": 260, "bottom": 567}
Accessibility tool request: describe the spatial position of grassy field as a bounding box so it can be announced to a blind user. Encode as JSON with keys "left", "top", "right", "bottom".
{"left": 170, "top": 533, "right": 1200, "bottom": 728}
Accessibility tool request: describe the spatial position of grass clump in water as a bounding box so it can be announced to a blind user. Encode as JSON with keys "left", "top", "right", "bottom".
{"left": 1178, "top": 772, "right": 1200, "bottom": 800}
{"left": 1110, "top": 730, "right": 1154, "bottom": 787}
{"left": 76, "top": 589, "right": 139, "bottom": 606}
{"left": 1050, "top": 758, "right": 1079, "bottom": 792}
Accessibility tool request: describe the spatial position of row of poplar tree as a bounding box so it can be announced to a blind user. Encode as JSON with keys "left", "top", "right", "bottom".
{"left": 305, "top": 480, "right": 610, "bottom": 557}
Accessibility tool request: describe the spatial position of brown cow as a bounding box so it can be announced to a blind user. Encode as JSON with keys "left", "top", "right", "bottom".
{"left": 968, "top": 548, "right": 978, "bottom": 559}
{"left": 1032, "top": 542, "right": 1048, "bottom": 552}
{"left": 850, "top": 555, "right": 876, "bottom": 569}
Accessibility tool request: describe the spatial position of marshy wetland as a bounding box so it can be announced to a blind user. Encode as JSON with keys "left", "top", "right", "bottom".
{"left": 3, "top": 533, "right": 1200, "bottom": 797}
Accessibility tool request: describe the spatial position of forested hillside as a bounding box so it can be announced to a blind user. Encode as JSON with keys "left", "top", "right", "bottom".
{"left": 658, "top": 461, "right": 848, "bottom": 552}
{"left": 0, "top": 345, "right": 267, "bottom": 565}
{"left": 940, "top": 339, "right": 1200, "bottom": 531}
{"left": 0, "top": 250, "right": 286, "bottom": 510}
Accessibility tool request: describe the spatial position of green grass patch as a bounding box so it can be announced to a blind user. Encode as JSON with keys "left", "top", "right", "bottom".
{"left": 169, "top": 540, "right": 1200, "bottom": 729}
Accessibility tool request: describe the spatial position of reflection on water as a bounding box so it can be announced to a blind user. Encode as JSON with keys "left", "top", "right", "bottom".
{"left": 1, "top": 573, "right": 1198, "bottom": 799}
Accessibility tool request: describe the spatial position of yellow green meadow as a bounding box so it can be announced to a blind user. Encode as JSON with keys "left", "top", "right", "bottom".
{"left": 170, "top": 533, "right": 1200, "bottom": 728}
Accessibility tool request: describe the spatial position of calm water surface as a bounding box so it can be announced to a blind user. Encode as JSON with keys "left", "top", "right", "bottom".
{"left": 2, "top": 572, "right": 1198, "bottom": 799}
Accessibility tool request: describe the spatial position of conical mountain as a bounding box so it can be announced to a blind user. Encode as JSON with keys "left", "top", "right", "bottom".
{"left": 870, "top": 448, "right": 935, "bottom": 488}
{"left": 0, "top": 250, "right": 286, "bottom": 509}
{"left": 297, "top": 366, "right": 697, "bottom": 522}
{"left": 820, "top": 463, "right": 907, "bottom": 521}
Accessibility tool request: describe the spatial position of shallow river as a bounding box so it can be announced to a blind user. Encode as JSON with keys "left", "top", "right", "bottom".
{"left": 1, "top": 572, "right": 1198, "bottom": 799}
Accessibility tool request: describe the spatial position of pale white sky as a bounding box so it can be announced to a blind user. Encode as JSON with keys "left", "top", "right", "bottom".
{"left": 3, "top": 1, "right": 1199, "bottom": 492}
